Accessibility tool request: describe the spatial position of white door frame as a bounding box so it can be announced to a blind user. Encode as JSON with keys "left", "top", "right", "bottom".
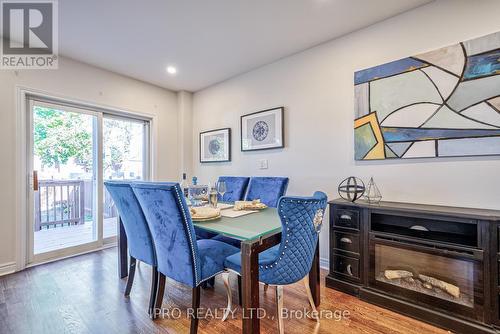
{"left": 15, "top": 86, "right": 156, "bottom": 270}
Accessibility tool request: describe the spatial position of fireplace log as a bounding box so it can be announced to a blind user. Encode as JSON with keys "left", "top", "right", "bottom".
{"left": 384, "top": 270, "right": 413, "bottom": 280}
{"left": 423, "top": 282, "right": 433, "bottom": 290}
{"left": 418, "top": 274, "right": 460, "bottom": 298}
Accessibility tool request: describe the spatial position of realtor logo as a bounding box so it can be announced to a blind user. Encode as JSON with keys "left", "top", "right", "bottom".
{"left": 1, "top": 0, "right": 58, "bottom": 69}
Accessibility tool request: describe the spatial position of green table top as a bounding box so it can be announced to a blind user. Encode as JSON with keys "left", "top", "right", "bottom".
{"left": 193, "top": 208, "right": 282, "bottom": 242}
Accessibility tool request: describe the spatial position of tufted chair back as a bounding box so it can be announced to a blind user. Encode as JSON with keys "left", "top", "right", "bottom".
{"left": 245, "top": 177, "right": 289, "bottom": 207}
{"left": 259, "top": 191, "right": 327, "bottom": 285}
{"left": 131, "top": 182, "right": 201, "bottom": 288}
{"left": 104, "top": 181, "right": 156, "bottom": 266}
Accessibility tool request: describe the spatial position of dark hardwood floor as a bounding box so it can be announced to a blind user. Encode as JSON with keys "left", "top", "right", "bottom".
{"left": 0, "top": 248, "right": 447, "bottom": 334}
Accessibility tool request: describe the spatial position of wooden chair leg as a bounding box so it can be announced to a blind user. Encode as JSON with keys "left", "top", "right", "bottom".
{"left": 149, "top": 267, "right": 159, "bottom": 315}
{"left": 124, "top": 256, "right": 137, "bottom": 296}
{"left": 237, "top": 275, "right": 242, "bottom": 306}
{"left": 208, "top": 277, "right": 215, "bottom": 287}
{"left": 153, "top": 273, "right": 166, "bottom": 319}
{"left": 190, "top": 286, "right": 201, "bottom": 334}
{"left": 276, "top": 285, "right": 284, "bottom": 334}
{"left": 201, "top": 277, "right": 216, "bottom": 289}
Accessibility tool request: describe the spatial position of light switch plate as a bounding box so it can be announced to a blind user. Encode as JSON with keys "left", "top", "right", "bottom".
{"left": 259, "top": 159, "right": 268, "bottom": 169}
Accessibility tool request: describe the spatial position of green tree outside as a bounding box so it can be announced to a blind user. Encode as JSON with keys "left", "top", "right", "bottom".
{"left": 34, "top": 106, "right": 93, "bottom": 172}
{"left": 34, "top": 106, "right": 134, "bottom": 177}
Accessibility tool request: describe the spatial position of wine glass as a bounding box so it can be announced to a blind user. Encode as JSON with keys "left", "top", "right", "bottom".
{"left": 217, "top": 181, "right": 227, "bottom": 202}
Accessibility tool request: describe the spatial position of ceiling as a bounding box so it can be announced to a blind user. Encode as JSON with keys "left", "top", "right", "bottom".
{"left": 59, "top": 0, "right": 434, "bottom": 92}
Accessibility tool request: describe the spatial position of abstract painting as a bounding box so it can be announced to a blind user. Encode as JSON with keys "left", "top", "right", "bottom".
{"left": 241, "top": 107, "right": 284, "bottom": 151}
{"left": 200, "top": 128, "right": 231, "bottom": 163}
{"left": 354, "top": 31, "right": 500, "bottom": 160}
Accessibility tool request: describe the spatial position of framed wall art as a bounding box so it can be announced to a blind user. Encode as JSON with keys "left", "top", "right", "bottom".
{"left": 241, "top": 107, "right": 284, "bottom": 151}
{"left": 354, "top": 31, "right": 500, "bottom": 160}
{"left": 199, "top": 128, "right": 231, "bottom": 163}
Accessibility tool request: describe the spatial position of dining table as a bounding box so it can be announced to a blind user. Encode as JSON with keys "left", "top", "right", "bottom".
{"left": 117, "top": 207, "right": 321, "bottom": 334}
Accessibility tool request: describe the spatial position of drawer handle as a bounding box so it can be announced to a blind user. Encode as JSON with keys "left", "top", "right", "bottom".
{"left": 409, "top": 225, "right": 429, "bottom": 232}
{"left": 340, "top": 237, "right": 352, "bottom": 244}
{"left": 346, "top": 264, "right": 353, "bottom": 276}
{"left": 340, "top": 214, "right": 352, "bottom": 220}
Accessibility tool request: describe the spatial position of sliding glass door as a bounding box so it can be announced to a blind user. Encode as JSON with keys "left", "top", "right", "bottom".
{"left": 27, "top": 99, "right": 150, "bottom": 264}
{"left": 29, "top": 101, "right": 99, "bottom": 262}
{"left": 103, "top": 116, "right": 149, "bottom": 239}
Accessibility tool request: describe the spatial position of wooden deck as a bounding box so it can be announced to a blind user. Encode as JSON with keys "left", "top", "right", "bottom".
{"left": 34, "top": 218, "right": 117, "bottom": 254}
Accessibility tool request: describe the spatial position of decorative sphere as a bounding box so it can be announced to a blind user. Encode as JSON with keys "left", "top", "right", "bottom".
{"left": 338, "top": 177, "right": 365, "bottom": 202}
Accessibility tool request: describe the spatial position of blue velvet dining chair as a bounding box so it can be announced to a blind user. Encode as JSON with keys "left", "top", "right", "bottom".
{"left": 131, "top": 182, "right": 240, "bottom": 333}
{"left": 224, "top": 191, "right": 328, "bottom": 334}
{"left": 217, "top": 176, "right": 250, "bottom": 202}
{"left": 245, "top": 177, "right": 289, "bottom": 207}
{"left": 104, "top": 181, "right": 158, "bottom": 314}
{"left": 195, "top": 176, "right": 250, "bottom": 288}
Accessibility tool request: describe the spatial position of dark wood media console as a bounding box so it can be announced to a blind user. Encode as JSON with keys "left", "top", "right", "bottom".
{"left": 326, "top": 199, "right": 500, "bottom": 334}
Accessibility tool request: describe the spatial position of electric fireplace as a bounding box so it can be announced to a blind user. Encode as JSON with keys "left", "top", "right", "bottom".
{"left": 326, "top": 199, "right": 500, "bottom": 334}
{"left": 368, "top": 212, "right": 484, "bottom": 321}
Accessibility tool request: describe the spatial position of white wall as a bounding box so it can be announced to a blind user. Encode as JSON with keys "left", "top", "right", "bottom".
{"left": 192, "top": 0, "right": 500, "bottom": 264}
{"left": 178, "top": 91, "right": 194, "bottom": 178}
{"left": 0, "top": 56, "right": 179, "bottom": 271}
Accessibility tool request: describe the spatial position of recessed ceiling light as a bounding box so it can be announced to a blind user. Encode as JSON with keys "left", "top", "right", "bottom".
{"left": 166, "top": 66, "right": 177, "bottom": 75}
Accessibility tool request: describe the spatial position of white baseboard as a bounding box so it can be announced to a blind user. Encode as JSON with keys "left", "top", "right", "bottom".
{"left": 320, "top": 257, "right": 329, "bottom": 270}
{"left": 0, "top": 262, "right": 16, "bottom": 277}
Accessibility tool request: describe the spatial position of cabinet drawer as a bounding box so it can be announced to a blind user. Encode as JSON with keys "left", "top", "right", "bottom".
{"left": 333, "top": 254, "right": 360, "bottom": 279}
{"left": 334, "top": 208, "right": 360, "bottom": 230}
{"left": 333, "top": 230, "right": 360, "bottom": 254}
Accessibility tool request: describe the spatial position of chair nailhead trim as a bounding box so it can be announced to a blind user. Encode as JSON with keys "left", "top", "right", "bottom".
{"left": 174, "top": 186, "right": 200, "bottom": 285}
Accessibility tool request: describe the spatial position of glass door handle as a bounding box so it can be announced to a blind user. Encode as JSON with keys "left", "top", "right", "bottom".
{"left": 33, "top": 170, "right": 39, "bottom": 191}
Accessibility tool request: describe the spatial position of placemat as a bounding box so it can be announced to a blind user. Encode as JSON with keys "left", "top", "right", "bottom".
{"left": 220, "top": 209, "right": 258, "bottom": 218}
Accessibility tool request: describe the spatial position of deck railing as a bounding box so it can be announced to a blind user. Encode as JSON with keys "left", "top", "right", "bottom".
{"left": 34, "top": 179, "right": 120, "bottom": 231}
{"left": 34, "top": 180, "right": 86, "bottom": 231}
